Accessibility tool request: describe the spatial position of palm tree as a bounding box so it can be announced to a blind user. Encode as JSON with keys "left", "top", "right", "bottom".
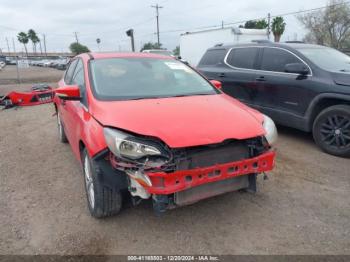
{"left": 271, "top": 16, "right": 286, "bottom": 42}
{"left": 28, "top": 29, "right": 40, "bottom": 55}
{"left": 17, "top": 32, "right": 29, "bottom": 57}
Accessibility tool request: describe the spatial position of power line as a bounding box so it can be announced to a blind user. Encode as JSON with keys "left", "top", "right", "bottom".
{"left": 152, "top": 0, "right": 350, "bottom": 36}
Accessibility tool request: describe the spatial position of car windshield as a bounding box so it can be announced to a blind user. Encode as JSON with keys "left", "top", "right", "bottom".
{"left": 90, "top": 58, "right": 217, "bottom": 100}
{"left": 298, "top": 47, "right": 350, "bottom": 72}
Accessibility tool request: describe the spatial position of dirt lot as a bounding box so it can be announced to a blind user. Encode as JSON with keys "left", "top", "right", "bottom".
{"left": 0, "top": 65, "right": 62, "bottom": 92}
{"left": 0, "top": 67, "right": 349, "bottom": 255}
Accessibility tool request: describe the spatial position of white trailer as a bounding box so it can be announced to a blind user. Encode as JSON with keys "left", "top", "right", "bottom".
{"left": 180, "top": 27, "right": 268, "bottom": 66}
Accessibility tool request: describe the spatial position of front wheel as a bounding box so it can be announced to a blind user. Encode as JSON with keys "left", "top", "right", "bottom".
{"left": 82, "top": 149, "right": 122, "bottom": 218}
{"left": 313, "top": 105, "right": 350, "bottom": 157}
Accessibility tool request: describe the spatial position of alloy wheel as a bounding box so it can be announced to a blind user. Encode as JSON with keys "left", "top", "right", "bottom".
{"left": 320, "top": 114, "right": 350, "bottom": 148}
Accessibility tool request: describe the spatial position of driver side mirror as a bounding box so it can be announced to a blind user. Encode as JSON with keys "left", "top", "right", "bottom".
{"left": 210, "top": 80, "right": 222, "bottom": 89}
{"left": 55, "top": 85, "right": 81, "bottom": 101}
{"left": 285, "top": 63, "right": 309, "bottom": 75}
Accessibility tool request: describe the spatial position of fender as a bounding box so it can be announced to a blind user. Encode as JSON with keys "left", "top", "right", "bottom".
{"left": 79, "top": 108, "right": 108, "bottom": 160}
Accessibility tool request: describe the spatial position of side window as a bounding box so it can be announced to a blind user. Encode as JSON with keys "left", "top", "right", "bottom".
{"left": 198, "top": 49, "right": 227, "bottom": 66}
{"left": 71, "top": 59, "right": 88, "bottom": 106}
{"left": 71, "top": 60, "right": 84, "bottom": 87}
{"left": 64, "top": 59, "right": 78, "bottom": 84}
{"left": 226, "top": 47, "right": 258, "bottom": 69}
{"left": 261, "top": 48, "right": 302, "bottom": 73}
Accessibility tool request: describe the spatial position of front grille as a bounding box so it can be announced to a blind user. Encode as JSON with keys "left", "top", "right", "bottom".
{"left": 171, "top": 139, "right": 254, "bottom": 171}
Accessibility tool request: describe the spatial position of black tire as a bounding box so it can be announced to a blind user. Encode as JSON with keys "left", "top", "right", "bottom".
{"left": 313, "top": 105, "right": 350, "bottom": 157}
{"left": 57, "top": 111, "right": 68, "bottom": 143}
{"left": 82, "top": 149, "right": 122, "bottom": 218}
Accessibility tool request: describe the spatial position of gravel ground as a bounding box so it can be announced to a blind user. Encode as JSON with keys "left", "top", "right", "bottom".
{"left": 0, "top": 103, "right": 349, "bottom": 255}
{"left": 0, "top": 65, "right": 63, "bottom": 87}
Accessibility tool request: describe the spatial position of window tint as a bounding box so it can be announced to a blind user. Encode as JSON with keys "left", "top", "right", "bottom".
{"left": 198, "top": 49, "right": 227, "bottom": 66}
{"left": 64, "top": 59, "right": 78, "bottom": 84}
{"left": 261, "top": 48, "right": 301, "bottom": 72}
{"left": 226, "top": 47, "right": 258, "bottom": 69}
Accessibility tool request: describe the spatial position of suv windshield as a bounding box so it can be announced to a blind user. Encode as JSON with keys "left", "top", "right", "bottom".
{"left": 298, "top": 47, "right": 350, "bottom": 72}
{"left": 90, "top": 58, "right": 218, "bottom": 100}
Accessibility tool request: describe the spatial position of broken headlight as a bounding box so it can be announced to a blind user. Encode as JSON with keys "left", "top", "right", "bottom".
{"left": 262, "top": 115, "right": 278, "bottom": 146}
{"left": 103, "top": 127, "right": 165, "bottom": 160}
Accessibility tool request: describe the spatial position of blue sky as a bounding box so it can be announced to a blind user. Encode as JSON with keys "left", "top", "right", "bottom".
{"left": 0, "top": 0, "right": 328, "bottom": 53}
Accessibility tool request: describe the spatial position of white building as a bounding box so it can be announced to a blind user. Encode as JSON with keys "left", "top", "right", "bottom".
{"left": 180, "top": 27, "right": 268, "bottom": 66}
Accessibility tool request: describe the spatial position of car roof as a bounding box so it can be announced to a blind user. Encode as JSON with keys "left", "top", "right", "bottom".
{"left": 209, "top": 42, "right": 326, "bottom": 51}
{"left": 79, "top": 52, "right": 173, "bottom": 60}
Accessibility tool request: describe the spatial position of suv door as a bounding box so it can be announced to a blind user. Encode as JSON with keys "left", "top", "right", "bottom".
{"left": 222, "top": 47, "right": 260, "bottom": 103}
{"left": 252, "top": 47, "right": 315, "bottom": 120}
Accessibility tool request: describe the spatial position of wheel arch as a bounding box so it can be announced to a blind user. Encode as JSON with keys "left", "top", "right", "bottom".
{"left": 306, "top": 93, "right": 350, "bottom": 131}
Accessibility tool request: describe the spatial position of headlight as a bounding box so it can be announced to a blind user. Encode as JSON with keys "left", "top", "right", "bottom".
{"left": 104, "top": 128, "right": 162, "bottom": 160}
{"left": 262, "top": 115, "right": 278, "bottom": 146}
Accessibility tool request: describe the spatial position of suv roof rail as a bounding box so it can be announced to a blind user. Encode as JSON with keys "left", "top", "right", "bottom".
{"left": 285, "top": 41, "right": 305, "bottom": 43}
{"left": 214, "top": 43, "right": 224, "bottom": 47}
{"left": 251, "top": 39, "right": 271, "bottom": 44}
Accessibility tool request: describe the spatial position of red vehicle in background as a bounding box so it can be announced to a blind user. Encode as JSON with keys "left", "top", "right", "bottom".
{"left": 54, "top": 52, "right": 277, "bottom": 218}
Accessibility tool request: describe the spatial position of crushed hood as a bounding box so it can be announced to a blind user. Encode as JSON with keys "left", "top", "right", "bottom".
{"left": 90, "top": 94, "right": 265, "bottom": 148}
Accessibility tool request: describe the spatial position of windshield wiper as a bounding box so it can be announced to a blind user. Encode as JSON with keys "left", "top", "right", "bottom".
{"left": 127, "top": 93, "right": 214, "bottom": 100}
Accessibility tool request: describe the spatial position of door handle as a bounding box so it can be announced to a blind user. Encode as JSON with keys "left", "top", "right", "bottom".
{"left": 255, "top": 76, "right": 266, "bottom": 82}
{"left": 218, "top": 73, "right": 226, "bottom": 78}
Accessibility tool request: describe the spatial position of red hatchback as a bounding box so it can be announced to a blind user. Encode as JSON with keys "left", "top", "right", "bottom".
{"left": 54, "top": 52, "right": 277, "bottom": 218}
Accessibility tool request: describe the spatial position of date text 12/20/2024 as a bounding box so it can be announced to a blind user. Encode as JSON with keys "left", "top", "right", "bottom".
{"left": 127, "top": 255, "right": 219, "bottom": 261}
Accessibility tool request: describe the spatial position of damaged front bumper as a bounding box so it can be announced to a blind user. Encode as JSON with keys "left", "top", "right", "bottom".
{"left": 145, "top": 150, "right": 275, "bottom": 195}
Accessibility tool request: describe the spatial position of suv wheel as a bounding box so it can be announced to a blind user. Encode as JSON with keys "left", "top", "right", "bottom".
{"left": 82, "top": 149, "right": 122, "bottom": 218}
{"left": 57, "top": 112, "right": 68, "bottom": 143}
{"left": 313, "top": 105, "right": 350, "bottom": 157}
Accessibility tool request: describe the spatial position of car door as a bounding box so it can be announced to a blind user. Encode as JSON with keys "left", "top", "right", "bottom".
{"left": 58, "top": 59, "right": 78, "bottom": 137}
{"left": 221, "top": 47, "right": 260, "bottom": 103}
{"left": 61, "top": 59, "right": 88, "bottom": 156}
{"left": 251, "top": 47, "right": 315, "bottom": 118}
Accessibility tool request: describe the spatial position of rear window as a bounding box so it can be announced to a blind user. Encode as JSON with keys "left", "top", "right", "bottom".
{"left": 226, "top": 47, "right": 258, "bottom": 69}
{"left": 198, "top": 49, "right": 227, "bottom": 66}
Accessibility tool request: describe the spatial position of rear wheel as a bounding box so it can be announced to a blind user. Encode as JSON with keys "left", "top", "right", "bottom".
{"left": 57, "top": 111, "right": 68, "bottom": 143}
{"left": 82, "top": 149, "right": 122, "bottom": 218}
{"left": 313, "top": 105, "right": 350, "bottom": 157}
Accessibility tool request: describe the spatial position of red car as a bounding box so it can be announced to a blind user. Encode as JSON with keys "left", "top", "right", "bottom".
{"left": 54, "top": 52, "right": 277, "bottom": 218}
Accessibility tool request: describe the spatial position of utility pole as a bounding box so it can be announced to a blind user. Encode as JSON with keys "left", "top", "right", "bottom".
{"left": 6, "top": 37, "right": 11, "bottom": 55}
{"left": 42, "top": 34, "right": 47, "bottom": 57}
{"left": 267, "top": 13, "right": 271, "bottom": 40}
{"left": 74, "top": 32, "right": 79, "bottom": 43}
{"left": 39, "top": 38, "right": 43, "bottom": 55}
{"left": 151, "top": 4, "right": 163, "bottom": 47}
{"left": 221, "top": 21, "right": 224, "bottom": 29}
{"left": 12, "top": 38, "right": 21, "bottom": 84}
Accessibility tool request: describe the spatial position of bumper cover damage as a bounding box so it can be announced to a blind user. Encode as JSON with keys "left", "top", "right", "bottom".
{"left": 103, "top": 135, "right": 275, "bottom": 213}
{"left": 146, "top": 150, "right": 275, "bottom": 195}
